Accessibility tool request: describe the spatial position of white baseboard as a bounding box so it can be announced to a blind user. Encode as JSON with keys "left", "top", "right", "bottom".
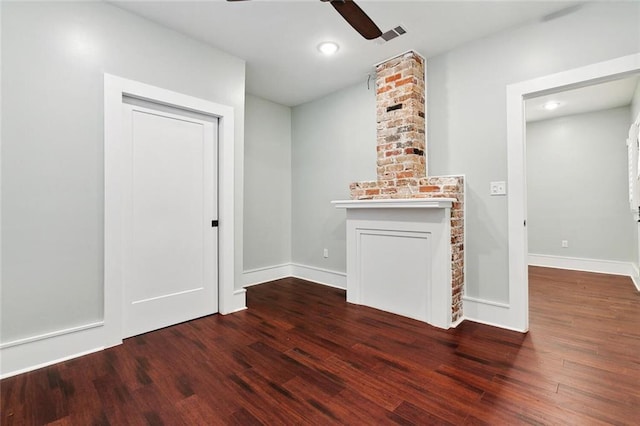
{"left": 242, "top": 262, "right": 346, "bottom": 290}
{"left": 290, "top": 263, "right": 346, "bottom": 289}
{"left": 449, "top": 317, "right": 464, "bottom": 329}
{"left": 242, "top": 263, "right": 292, "bottom": 287}
{"left": 2, "top": 287, "right": 247, "bottom": 378}
{"left": 528, "top": 253, "right": 637, "bottom": 277}
{"left": 462, "top": 296, "right": 525, "bottom": 332}
{"left": 0, "top": 323, "right": 107, "bottom": 379}
{"left": 227, "top": 288, "right": 247, "bottom": 313}
{"left": 631, "top": 264, "right": 640, "bottom": 291}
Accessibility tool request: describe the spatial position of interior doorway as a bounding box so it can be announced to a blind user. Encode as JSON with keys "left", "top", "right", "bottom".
{"left": 103, "top": 74, "right": 237, "bottom": 347}
{"left": 505, "top": 53, "right": 640, "bottom": 332}
{"left": 524, "top": 75, "right": 639, "bottom": 279}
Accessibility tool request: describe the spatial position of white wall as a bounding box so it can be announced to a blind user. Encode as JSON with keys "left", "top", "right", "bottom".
{"left": 291, "top": 82, "right": 376, "bottom": 273}
{"left": 244, "top": 95, "right": 292, "bottom": 270}
{"left": 426, "top": 2, "right": 640, "bottom": 302}
{"left": 527, "top": 107, "right": 635, "bottom": 262}
{"left": 1, "top": 2, "right": 245, "bottom": 345}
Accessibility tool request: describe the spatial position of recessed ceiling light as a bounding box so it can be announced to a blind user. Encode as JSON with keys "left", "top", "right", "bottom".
{"left": 543, "top": 101, "right": 561, "bottom": 111}
{"left": 317, "top": 41, "right": 339, "bottom": 56}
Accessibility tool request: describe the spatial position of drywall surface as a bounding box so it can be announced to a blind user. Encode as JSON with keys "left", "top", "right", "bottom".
{"left": 244, "top": 95, "right": 292, "bottom": 270}
{"left": 1, "top": 2, "right": 245, "bottom": 343}
{"left": 426, "top": 2, "right": 640, "bottom": 301}
{"left": 292, "top": 82, "right": 376, "bottom": 272}
{"left": 632, "top": 79, "right": 640, "bottom": 123}
{"left": 527, "top": 107, "right": 635, "bottom": 262}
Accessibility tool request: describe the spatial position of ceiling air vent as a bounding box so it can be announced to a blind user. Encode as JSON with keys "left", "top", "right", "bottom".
{"left": 380, "top": 25, "right": 407, "bottom": 42}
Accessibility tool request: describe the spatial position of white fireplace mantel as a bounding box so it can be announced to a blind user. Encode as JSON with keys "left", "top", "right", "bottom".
{"left": 333, "top": 198, "right": 455, "bottom": 329}
{"left": 332, "top": 198, "right": 455, "bottom": 209}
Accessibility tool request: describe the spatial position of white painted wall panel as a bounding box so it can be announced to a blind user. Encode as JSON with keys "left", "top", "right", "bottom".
{"left": 359, "top": 231, "right": 430, "bottom": 322}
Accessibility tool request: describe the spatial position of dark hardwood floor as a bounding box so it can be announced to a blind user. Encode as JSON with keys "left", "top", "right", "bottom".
{"left": 2, "top": 266, "right": 640, "bottom": 425}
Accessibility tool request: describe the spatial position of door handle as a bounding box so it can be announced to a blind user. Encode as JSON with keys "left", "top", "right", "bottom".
{"left": 211, "top": 220, "right": 219, "bottom": 227}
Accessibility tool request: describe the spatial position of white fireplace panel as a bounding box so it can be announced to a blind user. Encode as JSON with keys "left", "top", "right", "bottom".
{"left": 358, "top": 230, "right": 430, "bottom": 322}
{"left": 333, "top": 199, "right": 455, "bottom": 329}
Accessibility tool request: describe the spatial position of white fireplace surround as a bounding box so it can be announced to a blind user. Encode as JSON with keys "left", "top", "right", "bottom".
{"left": 332, "top": 198, "right": 456, "bottom": 329}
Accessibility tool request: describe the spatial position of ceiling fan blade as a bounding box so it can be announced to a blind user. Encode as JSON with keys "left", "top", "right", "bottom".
{"left": 328, "top": 0, "right": 382, "bottom": 40}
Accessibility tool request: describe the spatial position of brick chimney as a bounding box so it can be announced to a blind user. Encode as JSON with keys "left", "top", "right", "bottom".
{"left": 348, "top": 50, "right": 466, "bottom": 323}
{"left": 376, "top": 51, "right": 426, "bottom": 182}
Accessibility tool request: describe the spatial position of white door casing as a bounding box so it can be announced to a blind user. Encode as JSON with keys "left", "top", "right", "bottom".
{"left": 627, "top": 113, "right": 640, "bottom": 215}
{"left": 104, "top": 74, "right": 237, "bottom": 348}
{"left": 506, "top": 53, "right": 640, "bottom": 332}
{"left": 122, "top": 103, "right": 218, "bottom": 338}
{"left": 628, "top": 113, "right": 640, "bottom": 285}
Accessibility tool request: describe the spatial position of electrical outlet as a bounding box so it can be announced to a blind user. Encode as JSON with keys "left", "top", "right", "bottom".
{"left": 490, "top": 181, "right": 507, "bottom": 196}
{"left": 323, "top": 248, "right": 329, "bottom": 258}
{"left": 561, "top": 240, "right": 569, "bottom": 248}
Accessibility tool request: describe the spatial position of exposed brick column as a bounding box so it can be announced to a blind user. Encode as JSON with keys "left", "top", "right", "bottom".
{"left": 349, "top": 50, "right": 465, "bottom": 324}
{"left": 376, "top": 51, "right": 426, "bottom": 183}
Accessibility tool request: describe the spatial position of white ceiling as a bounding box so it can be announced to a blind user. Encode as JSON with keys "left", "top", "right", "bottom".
{"left": 112, "top": 0, "right": 582, "bottom": 106}
{"left": 525, "top": 74, "right": 640, "bottom": 122}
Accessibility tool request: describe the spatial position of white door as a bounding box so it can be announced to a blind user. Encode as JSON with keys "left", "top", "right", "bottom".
{"left": 122, "top": 102, "right": 218, "bottom": 338}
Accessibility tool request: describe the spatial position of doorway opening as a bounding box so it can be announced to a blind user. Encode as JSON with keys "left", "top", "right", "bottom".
{"left": 525, "top": 74, "right": 639, "bottom": 278}
{"left": 506, "top": 53, "right": 640, "bottom": 332}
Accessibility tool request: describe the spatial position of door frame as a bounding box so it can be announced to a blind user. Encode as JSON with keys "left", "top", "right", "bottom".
{"left": 506, "top": 53, "right": 640, "bottom": 332}
{"left": 104, "top": 74, "right": 235, "bottom": 347}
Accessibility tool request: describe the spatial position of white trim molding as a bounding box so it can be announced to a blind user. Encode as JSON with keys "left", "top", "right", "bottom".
{"left": 231, "top": 289, "right": 248, "bottom": 313}
{"left": 243, "top": 264, "right": 292, "bottom": 287}
{"left": 290, "top": 263, "right": 347, "bottom": 289}
{"left": 332, "top": 198, "right": 455, "bottom": 209}
{"left": 104, "top": 73, "right": 236, "bottom": 345}
{"left": 0, "top": 323, "right": 105, "bottom": 379}
{"left": 449, "top": 317, "right": 465, "bottom": 329}
{"left": 242, "top": 263, "right": 346, "bottom": 289}
{"left": 462, "top": 296, "right": 523, "bottom": 332}
{"left": 632, "top": 275, "right": 640, "bottom": 292}
{"left": 529, "top": 254, "right": 639, "bottom": 278}
{"left": 0, "top": 322, "right": 104, "bottom": 350}
{"left": 506, "top": 53, "right": 640, "bottom": 333}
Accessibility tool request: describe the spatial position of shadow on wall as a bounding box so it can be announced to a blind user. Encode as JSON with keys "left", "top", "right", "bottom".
{"left": 465, "top": 188, "right": 504, "bottom": 299}
{"left": 326, "top": 208, "right": 347, "bottom": 271}
{"left": 426, "top": 58, "right": 451, "bottom": 176}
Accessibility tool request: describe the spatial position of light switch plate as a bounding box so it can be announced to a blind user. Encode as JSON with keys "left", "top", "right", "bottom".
{"left": 490, "top": 181, "right": 507, "bottom": 196}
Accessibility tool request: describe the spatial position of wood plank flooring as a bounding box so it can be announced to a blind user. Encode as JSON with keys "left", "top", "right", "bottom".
{"left": 2, "top": 266, "right": 640, "bottom": 424}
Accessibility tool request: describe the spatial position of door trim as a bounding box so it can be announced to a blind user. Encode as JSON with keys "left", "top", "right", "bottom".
{"left": 104, "top": 74, "right": 235, "bottom": 347}
{"left": 506, "top": 53, "right": 640, "bottom": 332}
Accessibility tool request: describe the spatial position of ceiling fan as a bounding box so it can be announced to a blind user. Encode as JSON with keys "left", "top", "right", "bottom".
{"left": 226, "top": 0, "right": 382, "bottom": 40}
